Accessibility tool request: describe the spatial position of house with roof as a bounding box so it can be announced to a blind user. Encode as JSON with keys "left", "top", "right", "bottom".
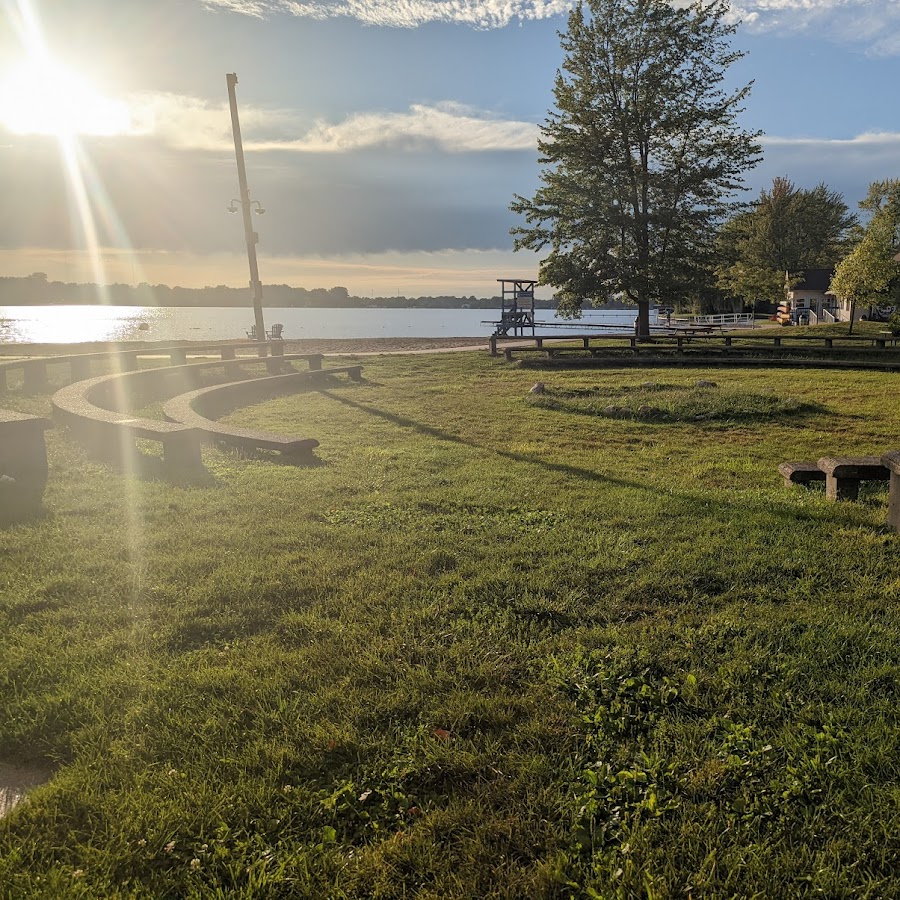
{"left": 784, "top": 268, "right": 837, "bottom": 320}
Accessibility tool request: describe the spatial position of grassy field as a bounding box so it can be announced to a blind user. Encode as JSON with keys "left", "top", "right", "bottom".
{"left": 1, "top": 349, "right": 899, "bottom": 898}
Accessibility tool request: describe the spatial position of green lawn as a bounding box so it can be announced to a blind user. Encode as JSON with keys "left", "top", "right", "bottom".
{"left": 1, "top": 350, "right": 899, "bottom": 898}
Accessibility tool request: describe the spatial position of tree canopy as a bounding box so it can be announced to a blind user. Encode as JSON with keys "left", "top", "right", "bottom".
{"left": 830, "top": 180, "right": 900, "bottom": 324}
{"left": 716, "top": 177, "right": 856, "bottom": 304}
{"left": 510, "top": 0, "right": 761, "bottom": 335}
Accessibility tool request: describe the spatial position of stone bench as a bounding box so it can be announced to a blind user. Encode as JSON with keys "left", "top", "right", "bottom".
{"left": 818, "top": 456, "right": 890, "bottom": 501}
{"left": 52, "top": 376, "right": 203, "bottom": 475}
{"left": 0, "top": 341, "right": 287, "bottom": 393}
{"left": 162, "top": 366, "right": 363, "bottom": 458}
{"left": 0, "top": 410, "right": 54, "bottom": 524}
{"left": 50, "top": 353, "right": 329, "bottom": 474}
{"left": 883, "top": 451, "right": 900, "bottom": 532}
{"left": 777, "top": 461, "right": 827, "bottom": 488}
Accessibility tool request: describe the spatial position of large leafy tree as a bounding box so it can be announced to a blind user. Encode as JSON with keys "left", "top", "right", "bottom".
{"left": 716, "top": 177, "right": 856, "bottom": 304}
{"left": 830, "top": 179, "right": 900, "bottom": 334}
{"left": 510, "top": 0, "right": 761, "bottom": 337}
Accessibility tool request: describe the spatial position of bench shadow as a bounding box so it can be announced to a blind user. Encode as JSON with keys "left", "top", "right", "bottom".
{"left": 0, "top": 505, "right": 52, "bottom": 530}
{"left": 217, "top": 445, "right": 327, "bottom": 468}
{"left": 79, "top": 441, "right": 219, "bottom": 487}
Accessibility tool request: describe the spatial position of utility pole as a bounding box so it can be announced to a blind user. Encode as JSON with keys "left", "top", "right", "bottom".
{"left": 226, "top": 73, "right": 266, "bottom": 348}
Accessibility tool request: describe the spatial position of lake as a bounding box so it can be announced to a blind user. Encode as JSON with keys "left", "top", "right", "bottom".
{"left": 0, "top": 305, "right": 659, "bottom": 344}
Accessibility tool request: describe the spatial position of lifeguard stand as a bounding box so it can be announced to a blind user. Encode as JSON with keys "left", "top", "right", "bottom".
{"left": 495, "top": 278, "right": 537, "bottom": 336}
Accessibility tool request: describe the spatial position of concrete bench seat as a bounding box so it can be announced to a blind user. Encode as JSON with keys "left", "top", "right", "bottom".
{"left": 0, "top": 410, "right": 53, "bottom": 524}
{"left": 161, "top": 365, "right": 363, "bottom": 458}
{"left": 50, "top": 353, "right": 335, "bottom": 475}
{"left": 777, "top": 461, "right": 826, "bottom": 488}
{"left": 817, "top": 456, "right": 890, "bottom": 501}
{"left": 52, "top": 376, "right": 203, "bottom": 474}
{"left": 0, "top": 341, "right": 287, "bottom": 393}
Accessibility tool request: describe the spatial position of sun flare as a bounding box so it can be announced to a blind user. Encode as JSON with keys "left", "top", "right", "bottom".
{"left": 0, "top": 57, "right": 132, "bottom": 138}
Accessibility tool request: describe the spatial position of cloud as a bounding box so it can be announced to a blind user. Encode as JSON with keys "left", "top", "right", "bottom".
{"left": 732, "top": 0, "right": 900, "bottom": 54}
{"left": 199, "top": 0, "right": 900, "bottom": 54}
{"left": 752, "top": 131, "right": 900, "bottom": 207}
{"left": 123, "top": 92, "right": 295, "bottom": 151}
{"left": 122, "top": 94, "right": 537, "bottom": 154}
{"left": 201, "top": 0, "right": 574, "bottom": 28}
{"left": 280, "top": 102, "right": 538, "bottom": 152}
{"left": 761, "top": 131, "right": 900, "bottom": 148}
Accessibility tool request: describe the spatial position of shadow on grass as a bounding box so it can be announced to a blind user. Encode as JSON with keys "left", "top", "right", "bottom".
{"left": 215, "top": 444, "right": 327, "bottom": 468}
{"left": 319, "top": 391, "right": 641, "bottom": 491}
{"left": 318, "top": 392, "right": 874, "bottom": 528}
{"left": 0, "top": 505, "right": 51, "bottom": 531}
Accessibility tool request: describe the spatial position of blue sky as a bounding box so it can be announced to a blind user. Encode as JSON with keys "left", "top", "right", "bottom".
{"left": 0, "top": 0, "right": 898, "bottom": 298}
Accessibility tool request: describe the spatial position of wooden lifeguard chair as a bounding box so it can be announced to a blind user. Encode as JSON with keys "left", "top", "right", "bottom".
{"left": 495, "top": 278, "right": 537, "bottom": 336}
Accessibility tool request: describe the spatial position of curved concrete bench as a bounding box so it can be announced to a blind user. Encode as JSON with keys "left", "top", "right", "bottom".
{"left": 51, "top": 358, "right": 357, "bottom": 473}
{"left": 162, "top": 365, "right": 363, "bottom": 458}
{"left": 52, "top": 374, "right": 204, "bottom": 474}
{"left": 0, "top": 341, "right": 286, "bottom": 393}
{"left": 0, "top": 411, "right": 53, "bottom": 524}
{"left": 79, "top": 352, "right": 324, "bottom": 412}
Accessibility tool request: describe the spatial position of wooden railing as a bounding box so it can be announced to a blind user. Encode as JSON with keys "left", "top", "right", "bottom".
{"left": 688, "top": 312, "right": 756, "bottom": 328}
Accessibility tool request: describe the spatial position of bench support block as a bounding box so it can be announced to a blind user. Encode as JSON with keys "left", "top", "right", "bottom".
{"left": 0, "top": 413, "right": 53, "bottom": 524}
{"left": 884, "top": 452, "right": 900, "bottom": 533}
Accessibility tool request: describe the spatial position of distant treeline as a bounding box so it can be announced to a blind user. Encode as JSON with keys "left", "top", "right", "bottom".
{"left": 1, "top": 274, "right": 560, "bottom": 310}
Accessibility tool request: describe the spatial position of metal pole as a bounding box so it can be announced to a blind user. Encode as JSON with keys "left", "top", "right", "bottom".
{"left": 226, "top": 73, "right": 266, "bottom": 349}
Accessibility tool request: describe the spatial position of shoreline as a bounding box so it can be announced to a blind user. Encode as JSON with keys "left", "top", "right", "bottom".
{"left": 0, "top": 336, "right": 491, "bottom": 357}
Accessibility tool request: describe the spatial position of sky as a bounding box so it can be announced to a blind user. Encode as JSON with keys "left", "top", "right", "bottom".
{"left": 0, "top": 0, "right": 898, "bottom": 299}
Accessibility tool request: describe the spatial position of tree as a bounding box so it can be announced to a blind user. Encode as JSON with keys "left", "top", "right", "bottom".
{"left": 716, "top": 177, "right": 856, "bottom": 305}
{"left": 830, "top": 180, "right": 900, "bottom": 335}
{"left": 510, "top": 0, "right": 761, "bottom": 337}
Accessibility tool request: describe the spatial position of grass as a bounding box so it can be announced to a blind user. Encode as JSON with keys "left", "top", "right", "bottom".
{"left": 1, "top": 350, "right": 899, "bottom": 897}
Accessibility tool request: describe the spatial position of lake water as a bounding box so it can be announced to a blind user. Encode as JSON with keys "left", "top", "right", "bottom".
{"left": 0, "top": 305, "right": 657, "bottom": 344}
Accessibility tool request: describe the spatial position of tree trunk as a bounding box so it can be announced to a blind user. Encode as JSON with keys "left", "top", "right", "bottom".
{"left": 848, "top": 297, "right": 856, "bottom": 336}
{"left": 636, "top": 300, "right": 652, "bottom": 341}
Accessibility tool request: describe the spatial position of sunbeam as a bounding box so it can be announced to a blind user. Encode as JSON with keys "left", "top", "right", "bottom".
{"left": 3, "top": 0, "right": 150, "bottom": 596}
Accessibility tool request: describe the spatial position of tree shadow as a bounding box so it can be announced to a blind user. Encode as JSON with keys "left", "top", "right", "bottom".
{"left": 317, "top": 392, "right": 871, "bottom": 528}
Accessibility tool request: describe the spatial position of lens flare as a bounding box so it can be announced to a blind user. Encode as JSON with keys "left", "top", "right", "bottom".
{"left": 0, "top": 57, "right": 132, "bottom": 138}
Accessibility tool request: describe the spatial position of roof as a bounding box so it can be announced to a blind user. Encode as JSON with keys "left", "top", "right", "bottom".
{"left": 790, "top": 268, "right": 833, "bottom": 292}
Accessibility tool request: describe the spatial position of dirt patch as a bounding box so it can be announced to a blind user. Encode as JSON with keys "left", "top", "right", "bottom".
{"left": 0, "top": 762, "right": 52, "bottom": 819}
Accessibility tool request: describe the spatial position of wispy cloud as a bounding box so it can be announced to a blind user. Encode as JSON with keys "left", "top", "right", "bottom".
{"left": 201, "top": 0, "right": 574, "bottom": 28}
{"left": 732, "top": 0, "right": 900, "bottom": 54}
{"left": 280, "top": 102, "right": 538, "bottom": 152}
{"left": 761, "top": 131, "right": 900, "bottom": 148}
{"left": 754, "top": 131, "right": 900, "bottom": 206}
{"left": 122, "top": 95, "right": 537, "bottom": 153}
{"left": 200, "top": 0, "right": 900, "bottom": 54}
{"left": 124, "top": 92, "right": 294, "bottom": 151}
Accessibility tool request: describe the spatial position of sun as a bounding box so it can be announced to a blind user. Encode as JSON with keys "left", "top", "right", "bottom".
{"left": 0, "top": 56, "right": 132, "bottom": 138}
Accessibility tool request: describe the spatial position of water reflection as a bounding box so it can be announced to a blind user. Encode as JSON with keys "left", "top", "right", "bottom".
{"left": 0, "top": 305, "right": 161, "bottom": 343}
{"left": 0, "top": 305, "right": 650, "bottom": 344}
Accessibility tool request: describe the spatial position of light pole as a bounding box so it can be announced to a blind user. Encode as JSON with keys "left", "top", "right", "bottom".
{"left": 226, "top": 72, "right": 267, "bottom": 347}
